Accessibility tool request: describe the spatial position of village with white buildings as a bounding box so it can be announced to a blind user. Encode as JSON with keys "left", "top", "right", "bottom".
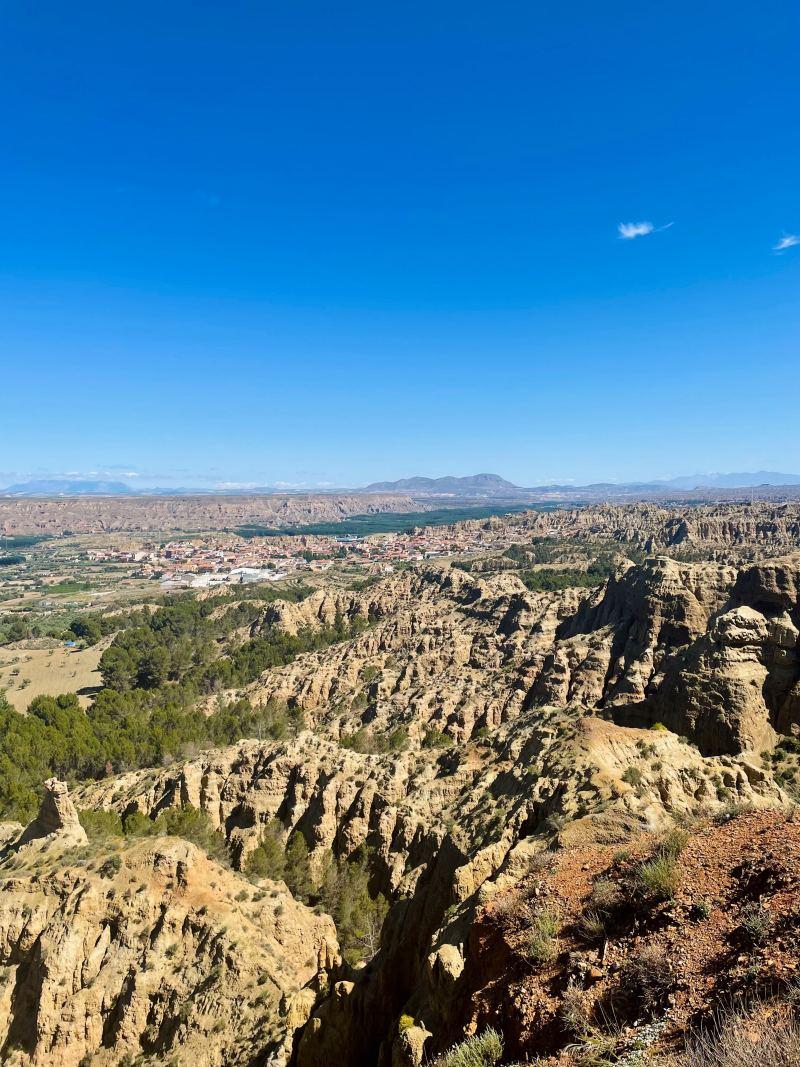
{"left": 84, "top": 521, "right": 513, "bottom": 591}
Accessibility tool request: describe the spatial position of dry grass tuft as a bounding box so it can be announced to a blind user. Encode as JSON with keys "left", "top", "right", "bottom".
{"left": 433, "top": 1028, "right": 504, "bottom": 1067}
{"left": 674, "top": 1006, "right": 800, "bottom": 1067}
{"left": 521, "top": 906, "right": 561, "bottom": 964}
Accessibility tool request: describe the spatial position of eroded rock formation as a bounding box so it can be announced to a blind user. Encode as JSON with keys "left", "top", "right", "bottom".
{"left": 0, "top": 786, "right": 337, "bottom": 1066}
{"left": 5, "top": 524, "right": 800, "bottom": 1065}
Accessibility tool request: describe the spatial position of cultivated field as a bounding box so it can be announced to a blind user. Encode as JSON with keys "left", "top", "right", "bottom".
{"left": 0, "top": 638, "right": 107, "bottom": 711}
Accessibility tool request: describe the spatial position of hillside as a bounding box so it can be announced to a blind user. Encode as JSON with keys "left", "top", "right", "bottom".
{"left": 0, "top": 493, "right": 426, "bottom": 536}
{"left": 1, "top": 503, "right": 799, "bottom": 1064}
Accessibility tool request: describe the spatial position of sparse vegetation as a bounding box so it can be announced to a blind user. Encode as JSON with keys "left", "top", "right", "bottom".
{"left": 675, "top": 1005, "right": 800, "bottom": 1067}
{"left": 633, "top": 829, "right": 688, "bottom": 902}
{"left": 740, "top": 902, "right": 772, "bottom": 946}
{"left": 432, "top": 1028, "right": 503, "bottom": 1067}
{"left": 619, "top": 943, "right": 676, "bottom": 1016}
{"left": 521, "top": 906, "right": 561, "bottom": 964}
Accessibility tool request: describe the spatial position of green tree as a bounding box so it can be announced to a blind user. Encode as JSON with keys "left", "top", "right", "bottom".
{"left": 244, "top": 819, "right": 287, "bottom": 881}
{"left": 136, "top": 645, "right": 170, "bottom": 689}
{"left": 69, "top": 616, "right": 102, "bottom": 646}
{"left": 318, "top": 849, "right": 389, "bottom": 964}
{"left": 98, "top": 646, "right": 137, "bottom": 691}
{"left": 284, "top": 831, "right": 313, "bottom": 902}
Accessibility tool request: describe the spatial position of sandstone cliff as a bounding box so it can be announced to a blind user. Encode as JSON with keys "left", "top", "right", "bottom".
{"left": 0, "top": 783, "right": 337, "bottom": 1066}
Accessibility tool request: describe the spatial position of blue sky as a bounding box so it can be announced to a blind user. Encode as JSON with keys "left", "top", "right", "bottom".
{"left": 1, "top": 1, "right": 798, "bottom": 488}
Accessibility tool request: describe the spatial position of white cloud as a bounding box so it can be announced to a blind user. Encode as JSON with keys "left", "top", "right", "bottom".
{"left": 619, "top": 221, "right": 654, "bottom": 239}
{"left": 774, "top": 234, "right": 799, "bottom": 252}
{"left": 618, "top": 221, "right": 673, "bottom": 240}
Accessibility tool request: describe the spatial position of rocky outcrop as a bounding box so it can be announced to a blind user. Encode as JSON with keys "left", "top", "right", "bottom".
{"left": 527, "top": 554, "right": 800, "bottom": 755}
{"left": 76, "top": 711, "right": 785, "bottom": 1067}
{"left": 0, "top": 817, "right": 336, "bottom": 1065}
{"left": 243, "top": 555, "right": 800, "bottom": 758}
{"left": 450, "top": 502, "right": 800, "bottom": 559}
{"left": 14, "top": 779, "right": 88, "bottom": 849}
{"left": 19, "top": 532, "right": 800, "bottom": 1066}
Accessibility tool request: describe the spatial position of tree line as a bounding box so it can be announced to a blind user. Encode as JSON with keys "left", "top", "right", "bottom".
{"left": 0, "top": 593, "right": 369, "bottom": 822}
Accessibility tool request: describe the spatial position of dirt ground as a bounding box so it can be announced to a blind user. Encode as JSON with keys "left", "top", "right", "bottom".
{"left": 468, "top": 810, "right": 800, "bottom": 1062}
{"left": 0, "top": 638, "right": 108, "bottom": 710}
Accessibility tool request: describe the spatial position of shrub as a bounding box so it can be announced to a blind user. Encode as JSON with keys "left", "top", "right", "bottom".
{"left": 387, "top": 726, "right": 409, "bottom": 752}
{"left": 574, "top": 908, "right": 606, "bottom": 944}
{"left": 398, "top": 1013, "right": 415, "bottom": 1033}
{"left": 122, "top": 811, "right": 154, "bottom": 837}
{"left": 98, "top": 854, "right": 122, "bottom": 878}
{"left": 589, "top": 877, "right": 622, "bottom": 913}
{"left": 635, "top": 852, "right": 681, "bottom": 901}
{"left": 566, "top": 1028, "right": 619, "bottom": 1064}
{"left": 622, "top": 766, "right": 644, "bottom": 787}
{"left": 340, "top": 727, "right": 388, "bottom": 754}
{"left": 521, "top": 907, "right": 560, "bottom": 964}
{"left": 619, "top": 944, "right": 675, "bottom": 1017}
{"left": 433, "top": 1028, "right": 503, "bottom": 1067}
{"left": 560, "top": 981, "right": 593, "bottom": 1037}
{"left": 634, "top": 829, "right": 688, "bottom": 902}
{"left": 740, "top": 902, "right": 772, "bottom": 946}
{"left": 661, "top": 827, "right": 690, "bottom": 858}
{"left": 152, "top": 805, "right": 230, "bottom": 864}
{"left": 78, "top": 808, "right": 124, "bottom": 840}
{"left": 691, "top": 898, "right": 712, "bottom": 921}
{"left": 422, "top": 728, "right": 454, "bottom": 750}
{"left": 244, "top": 819, "right": 287, "bottom": 882}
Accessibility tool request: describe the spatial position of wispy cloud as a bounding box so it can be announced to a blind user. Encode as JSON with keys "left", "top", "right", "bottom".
{"left": 773, "top": 234, "right": 799, "bottom": 252}
{"left": 618, "top": 221, "right": 673, "bottom": 240}
{"left": 619, "top": 221, "right": 653, "bottom": 240}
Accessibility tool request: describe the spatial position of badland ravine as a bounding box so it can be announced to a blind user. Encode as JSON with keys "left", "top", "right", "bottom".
{"left": 2, "top": 502, "right": 800, "bottom": 1065}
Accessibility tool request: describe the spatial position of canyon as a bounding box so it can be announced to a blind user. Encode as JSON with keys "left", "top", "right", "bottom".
{"left": 1, "top": 502, "right": 800, "bottom": 1064}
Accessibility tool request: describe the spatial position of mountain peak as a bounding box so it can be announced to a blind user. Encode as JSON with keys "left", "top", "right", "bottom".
{"left": 362, "top": 473, "right": 520, "bottom": 496}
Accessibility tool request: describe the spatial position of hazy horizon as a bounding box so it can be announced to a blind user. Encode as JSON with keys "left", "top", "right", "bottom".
{"left": 4, "top": 466, "right": 800, "bottom": 494}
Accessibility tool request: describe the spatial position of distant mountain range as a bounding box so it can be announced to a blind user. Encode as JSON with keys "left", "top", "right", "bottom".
{"left": 1, "top": 479, "right": 139, "bottom": 496}
{"left": 362, "top": 473, "right": 519, "bottom": 496}
{"left": 3, "top": 471, "right": 800, "bottom": 499}
{"left": 361, "top": 471, "right": 800, "bottom": 498}
{"left": 657, "top": 471, "right": 800, "bottom": 489}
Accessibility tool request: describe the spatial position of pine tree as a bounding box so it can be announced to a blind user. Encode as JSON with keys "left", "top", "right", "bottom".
{"left": 244, "top": 819, "right": 287, "bottom": 881}
{"left": 284, "top": 830, "right": 312, "bottom": 901}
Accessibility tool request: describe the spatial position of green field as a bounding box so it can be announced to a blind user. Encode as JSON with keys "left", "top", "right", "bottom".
{"left": 0, "top": 534, "right": 51, "bottom": 550}
{"left": 236, "top": 502, "right": 566, "bottom": 539}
